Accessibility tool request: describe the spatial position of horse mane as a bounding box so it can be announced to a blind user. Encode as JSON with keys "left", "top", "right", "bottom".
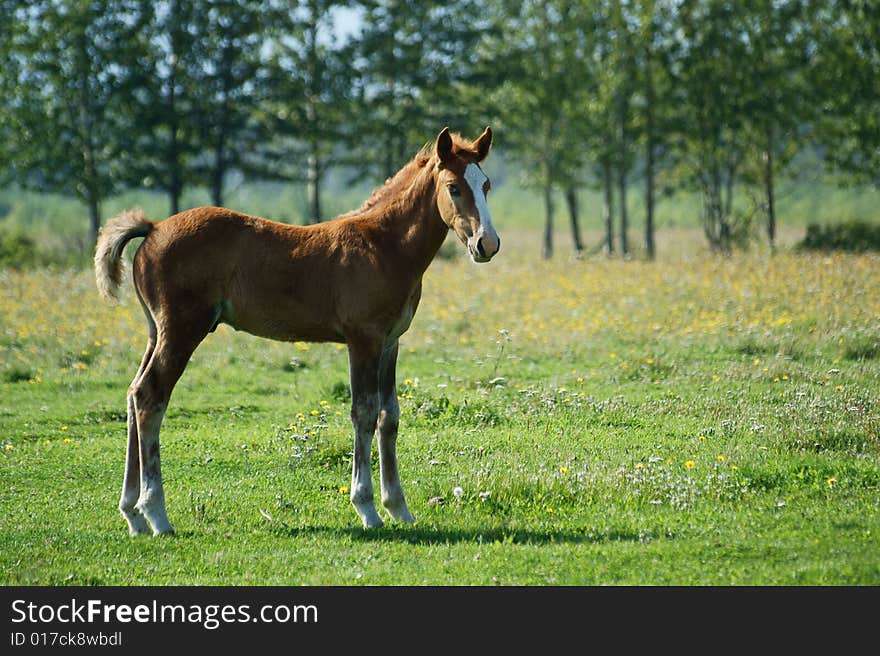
{"left": 337, "top": 132, "right": 480, "bottom": 219}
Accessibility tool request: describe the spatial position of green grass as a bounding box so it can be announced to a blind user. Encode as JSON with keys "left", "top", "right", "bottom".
{"left": 1, "top": 229, "right": 879, "bottom": 585}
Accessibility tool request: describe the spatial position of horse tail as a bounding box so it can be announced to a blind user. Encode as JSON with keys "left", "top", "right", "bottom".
{"left": 94, "top": 208, "right": 153, "bottom": 301}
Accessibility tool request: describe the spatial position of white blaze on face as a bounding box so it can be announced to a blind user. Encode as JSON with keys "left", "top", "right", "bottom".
{"left": 464, "top": 163, "right": 495, "bottom": 234}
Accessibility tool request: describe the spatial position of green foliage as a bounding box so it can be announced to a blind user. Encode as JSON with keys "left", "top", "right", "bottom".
{"left": 5, "top": 0, "right": 150, "bottom": 240}
{"left": 0, "top": 227, "right": 38, "bottom": 269}
{"left": 797, "top": 221, "right": 880, "bottom": 252}
{"left": 1, "top": 365, "right": 34, "bottom": 383}
{"left": 812, "top": 0, "right": 880, "bottom": 185}
{"left": 352, "top": 0, "right": 490, "bottom": 180}
{"left": 327, "top": 380, "right": 351, "bottom": 403}
{"left": 842, "top": 332, "right": 880, "bottom": 362}
{"left": 1, "top": 0, "right": 879, "bottom": 254}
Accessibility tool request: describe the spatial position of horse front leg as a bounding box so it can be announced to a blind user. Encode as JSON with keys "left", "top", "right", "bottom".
{"left": 347, "top": 339, "right": 383, "bottom": 528}
{"left": 377, "top": 340, "right": 414, "bottom": 523}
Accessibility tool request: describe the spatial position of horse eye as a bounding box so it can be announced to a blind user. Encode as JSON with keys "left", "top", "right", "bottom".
{"left": 447, "top": 184, "right": 460, "bottom": 197}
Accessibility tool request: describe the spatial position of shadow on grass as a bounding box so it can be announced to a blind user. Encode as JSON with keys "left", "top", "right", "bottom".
{"left": 263, "top": 523, "right": 649, "bottom": 546}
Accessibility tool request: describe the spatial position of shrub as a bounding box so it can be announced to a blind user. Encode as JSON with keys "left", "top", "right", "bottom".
{"left": 2, "top": 366, "right": 34, "bottom": 383}
{"left": 797, "top": 220, "right": 880, "bottom": 252}
{"left": 0, "top": 228, "right": 40, "bottom": 269}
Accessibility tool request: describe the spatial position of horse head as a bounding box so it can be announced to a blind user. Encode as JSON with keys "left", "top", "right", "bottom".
{"left": 434, "top": 126, "right": 500, "bottom": 263}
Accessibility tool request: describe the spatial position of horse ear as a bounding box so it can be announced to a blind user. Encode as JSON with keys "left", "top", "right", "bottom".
{"left": 435, "top": 127, "right": 454, "bottom": 164}
{"left": 473, "top": 126, "right": 493, "bottom": 162}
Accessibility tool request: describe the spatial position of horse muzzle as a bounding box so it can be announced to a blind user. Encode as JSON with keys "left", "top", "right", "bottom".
{"left": 468, "top": 230, "right": 500, "bottom": 263}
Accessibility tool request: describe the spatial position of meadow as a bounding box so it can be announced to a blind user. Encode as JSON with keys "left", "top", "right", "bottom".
{"left": 1, "top": 225, "right": 878, "bottom": 585}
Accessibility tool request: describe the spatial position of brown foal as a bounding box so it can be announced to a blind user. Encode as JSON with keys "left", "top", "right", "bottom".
{"left": 94, "top": 127, "right": 500, "bottom": 535}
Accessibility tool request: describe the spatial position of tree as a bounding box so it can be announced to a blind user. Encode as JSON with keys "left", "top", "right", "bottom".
{"left": 813, "top": 0, "right": 880, "bottom": 188}
{"left": 352, "top": 0, "right": 489, "bottom": 181}
{"left": 192, "top": 0, "right": 266, "bottom": 208}
{"left": 672, "top": 0, "right": 752, "bottom": 253}
{"left": 0, "top": 0, "right": 20, "bottom": 180}
{"left": 126, "top": 0, "right": 205, "bottom": 216}
{"left": 485, "top": 0, "right": 588, "bottom": 259}
{"left": 630, "top": 0, "right": 677, "bottom": 260}
{"left": 579, "top": 0, "right": 639, "bottom": 259}
{"left": 605, "top": 1, "right": 639, "bottom": 257}
{"left": 5, "top": 0, "right": 146, "bottom": 244}
{"left": 734, "top": 0, "right": 815, "bottom": 251}
{"left": 258, "top": 0, "right": 355, "bottom": 224}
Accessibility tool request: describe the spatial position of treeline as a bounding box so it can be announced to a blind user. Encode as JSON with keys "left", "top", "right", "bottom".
{"left": 0, "top": 0, "right": 877, "bottom": 257}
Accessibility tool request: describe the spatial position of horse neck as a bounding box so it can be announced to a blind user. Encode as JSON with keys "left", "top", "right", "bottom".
{"left": 378, "top": 165, "right": 449, "bottom": 274}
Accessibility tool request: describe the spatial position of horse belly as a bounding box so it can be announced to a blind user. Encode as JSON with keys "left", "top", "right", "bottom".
{"left": 387, "top": 302, "right": 415, "bottom": 341}
{"left": 224, "top": 298, "right": 344, "bottom": 343}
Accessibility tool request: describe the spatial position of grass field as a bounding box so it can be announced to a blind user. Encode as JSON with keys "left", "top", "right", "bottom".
{"left": 1, "top": 227, "right": 878, "bottom": 585}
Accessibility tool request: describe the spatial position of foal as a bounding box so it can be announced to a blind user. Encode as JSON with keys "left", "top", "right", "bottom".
{"left": 94, "top": 127, "right": 499, "bottom": 535}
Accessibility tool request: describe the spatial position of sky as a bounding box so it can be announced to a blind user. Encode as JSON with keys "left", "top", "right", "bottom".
{"left": 332, "top": 5, "right": 364, "bottom": 41}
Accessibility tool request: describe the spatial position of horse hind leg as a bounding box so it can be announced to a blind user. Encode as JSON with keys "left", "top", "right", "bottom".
{"left": 131, "top": 306, "right": 215, "bottom": 536}
{"left": 133, "top": 375, "right": 173, "bottom": 536}
{"left": 120, "top": 330, "right": 156, "bottom": 536}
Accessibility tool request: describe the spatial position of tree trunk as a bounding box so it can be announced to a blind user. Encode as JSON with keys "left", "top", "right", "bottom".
{"left": 702, "top": 158, "right": 733, "bottom": 254}
{"left": 702, "top": 165, "right": 722, "bottom": 253}
{"left": 764, "top": 128, "right": 776, "bottom": 252}
{"left": 169, "top": 129, "right": 181, "bottom": 216}
{"left": 543, "top": 183, "right": 554, "bottom": 260}
{"left": 384, "top": 131, "right": 396, "bottom": 181}
{"left": 618, "top": 163, "right": 629, "bottom": 257}
{"left": 307, "top": 145, "right": 322, "bottom": 224}
{"left": 565, "top": 187, "right": 583, "bottom": 256}
{"left": 602, "top": 162, "right": 614, "bottom": 255}
{"left": 77, "top": 32, "right": 100, "bottom": 245}
{"left": 166, "top": 1, "right": 187, "bottom": 217}
{"left": 644, "top": 143, "right": 655, "bottom": 260}
{"left": 644, "top": 58, "right": 656, "bottom": 260}
{"left": 304, "top": 13, "right": 323, "bottom": 224}
{"left": 723, "top": 167, "right": 734, "bottom": 220}
{"left": 616, "top": 80, "right": 630, "bottom": 257}
{"left": 211, "top": 88, "right": 229, "bottom": 207}
{"left": 167, "top": 63, "right": 181, "bottom": 216}
{"left": 87, "top": 195, "right": 101, "bottom": 247}
{"left": 211, "top": 133, "right": 225, "bottom": 208}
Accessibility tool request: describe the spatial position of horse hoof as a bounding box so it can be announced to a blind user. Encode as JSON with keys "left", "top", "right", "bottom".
{"left": 123, "top": 512, "right": 152, "bottom": 536}
{"left": 362, "top": 515, "right": 384, "bottom": 529}
{"left": 384, "top": 504, "right": 415, "bottom": 523}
